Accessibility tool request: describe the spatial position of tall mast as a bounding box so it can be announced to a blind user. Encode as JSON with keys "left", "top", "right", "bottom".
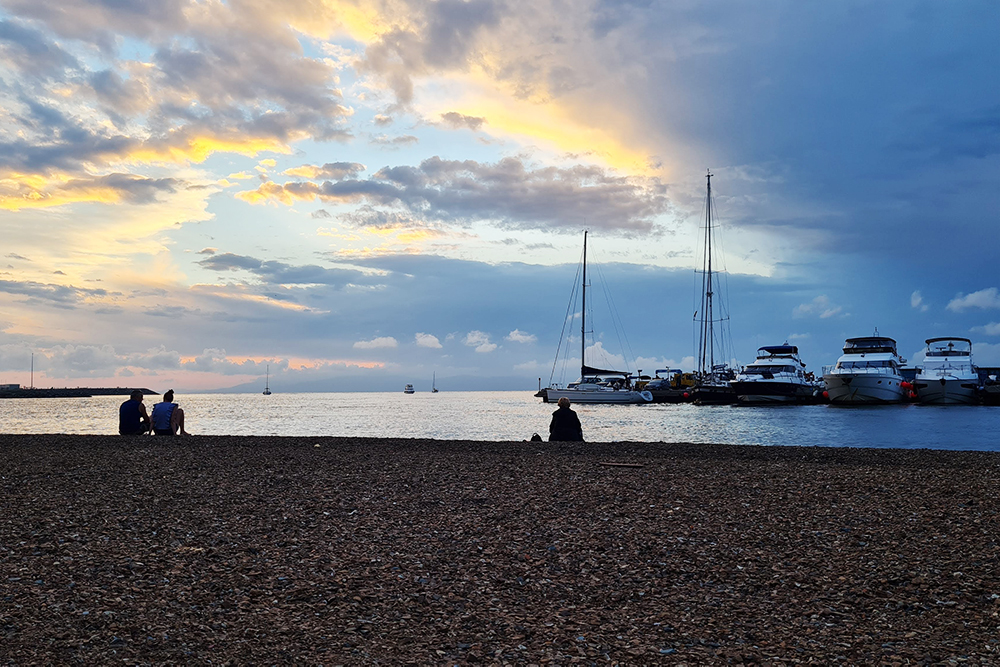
{"left": 581, "top": 230, "right": 587, "bottom": 376}
{"left": 698, "top": 170, "right": 715, "bottom": 377}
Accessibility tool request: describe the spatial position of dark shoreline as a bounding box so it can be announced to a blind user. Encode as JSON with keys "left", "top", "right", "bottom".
{"left": 3, "top": 435, "right": 999, "bottom": 663}
{"left": 0, "top": 387, "right": 157, "bottom": 399}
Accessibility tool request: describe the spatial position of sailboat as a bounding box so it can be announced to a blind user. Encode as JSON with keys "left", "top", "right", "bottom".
{"left": 432, "top": 372, "right": 439, "bottom": 393}
{"left": 539, "top": 231, "right": 653, "bottom": 405}
{"left": 692, "top": 171, "right": 738, "bottom": 404}
{"left": 263, "top": 365, "right": 272, "bottom": 395}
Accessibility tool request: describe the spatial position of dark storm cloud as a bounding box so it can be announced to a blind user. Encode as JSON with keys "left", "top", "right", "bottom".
{"left": 197, "top": 253, "right": 375, "bottom": 288}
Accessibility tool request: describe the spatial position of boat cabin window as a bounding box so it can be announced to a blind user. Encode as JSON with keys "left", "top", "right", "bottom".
{"left": 745, "top": 364, "right": 797, "bottom": 374}
{"left": 836, "top": 360, "right": 898, "bottom": 370}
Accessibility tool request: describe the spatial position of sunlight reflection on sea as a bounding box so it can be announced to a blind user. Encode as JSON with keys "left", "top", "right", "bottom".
{"left": 3, "top": 391, "right": 1000, "bottom": 451}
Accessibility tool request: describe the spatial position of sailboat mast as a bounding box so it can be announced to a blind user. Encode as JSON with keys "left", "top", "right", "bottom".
{"left": 698, "top": 170, "right": 715, "bottom": 377}
{"left": 581, "top": 230, "right": 587, "bottom": 376}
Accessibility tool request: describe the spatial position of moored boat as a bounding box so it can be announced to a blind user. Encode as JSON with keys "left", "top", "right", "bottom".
{"left": 730, "top": 344, "right": 822, "bottom": 403}
{"left": 914, "top": 337, "right": 978, "bottom": 405}
{"left": 823, "top": 332, "right": 908, "bottom": 404}
{"left": 691, "top": 170, "right": 738, "bottom": 405}
{"left": 643, "top": 369, "right": 694, "bottom": 403}
{"left": 538, "top": 231, "right": 652, "bottom": 405}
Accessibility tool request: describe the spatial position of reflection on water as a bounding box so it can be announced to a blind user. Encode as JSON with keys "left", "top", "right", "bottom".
{"left": 2, "top": 391, "right": 999, "bottom": 451}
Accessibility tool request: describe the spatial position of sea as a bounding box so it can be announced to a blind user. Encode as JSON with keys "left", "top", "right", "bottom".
{"left": 2, "top": 391, "right": 1000, "bottom": 451}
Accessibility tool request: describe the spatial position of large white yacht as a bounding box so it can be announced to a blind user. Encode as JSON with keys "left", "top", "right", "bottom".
{"left": 913, "top": 337, "right": 979, "bottom": 405}
{"left": 730, "top": 344, "right": 820, "bottom": 403}
{"left": 823, "top": 333, "right": 908, "bottom": 404}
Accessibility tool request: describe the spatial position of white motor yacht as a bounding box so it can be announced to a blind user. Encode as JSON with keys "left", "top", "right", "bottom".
{"left": 823, "top": 334, "right": 908, "bottom": 404}
{"left": 914, "top": 337, "right": 979, "bottom": 405}
{"left": 403, "top": 384, "right": 415, "bottom": 394}
{"left": 730, "top": 344, "right": 820, "bottom": 403}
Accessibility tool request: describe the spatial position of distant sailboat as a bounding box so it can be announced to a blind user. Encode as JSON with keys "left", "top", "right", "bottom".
{"left": 263, "top": 365, "right": 272, "bottom": 395}
{"left": 432, "top": 372, "right": 439, "bottom": 393}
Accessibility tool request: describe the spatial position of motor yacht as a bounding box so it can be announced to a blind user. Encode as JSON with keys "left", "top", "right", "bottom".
{"left": 730, "top": 344, "right": 820, "bottom": 403}
{"left": 823, "top": 333, "right": 908, "bottom": 404}
{"left": 913, "top": 337, "right": 978, "bottom": 405}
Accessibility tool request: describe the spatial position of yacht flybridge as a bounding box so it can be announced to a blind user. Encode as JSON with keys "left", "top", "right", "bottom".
{"left": 914, "top": 337, "right": 978, "bottom": 405}
{"left": 730, "top": 344, "right": 820, "bottom": 403}
{"left": 823, "top": 332, "right": 908, "bottom": 404}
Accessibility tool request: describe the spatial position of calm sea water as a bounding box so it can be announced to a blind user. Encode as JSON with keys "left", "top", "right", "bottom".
{"left": 2, "top": 391, "right": 1000, "bottom": 451}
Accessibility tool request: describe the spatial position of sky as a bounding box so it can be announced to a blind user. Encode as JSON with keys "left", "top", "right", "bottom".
{"left": 1, "top": 0, "right": 999, "bottom": 393}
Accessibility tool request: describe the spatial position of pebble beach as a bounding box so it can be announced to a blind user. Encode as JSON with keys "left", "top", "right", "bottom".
{"left": 3, "top": 435, "right": 1000, "bottom": 664}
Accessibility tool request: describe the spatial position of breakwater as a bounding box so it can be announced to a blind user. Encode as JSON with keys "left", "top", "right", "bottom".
{"left": 0, "top": 387, "right": 157, "bottom": 399}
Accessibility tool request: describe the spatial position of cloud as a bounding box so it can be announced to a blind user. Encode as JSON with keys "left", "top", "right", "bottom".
{"left": 415, "top": 332, "right": 442, "bottom": 348}
{"left": 370, "top": 134, "right": 419, "bottom": 147}
{"left": 972, "top": 322, "right": 1000, "bottom": 336}
{"left": 910, "top": 290, "right": 929, "bottom": 312}
{"left": 284, "top": 162, "right": 366, "bottom": 179}
{"left": 198, "top": 253, "right": 375, "bottom": 288}
{"left": 441, "top": 111, "right": 487, "bottom": 131}
{"left": 793, "top": 295, "right": 843, "bottom": 319}
{"left": 947, "top": 288, "right": 1000, "bottom": 312}
{"left": 0, "top": 0, "right": 353, "bottom": 212}
{"left": 463, "top": 330, "right": 497, "bottom": 353}
{"left": 0, "top": 18, "right": 79, "bottom": 76}
{"left": 237, "top": 156, "right": 666, "bottom": 233}
{"left": 505, "top": 329, "right": 536, "bottom": 343}
{"left": 0, "top": 278, "right": 111, "bottom": 307}
{"left": 353, "top": 336, "right": 398, "bottom": 349}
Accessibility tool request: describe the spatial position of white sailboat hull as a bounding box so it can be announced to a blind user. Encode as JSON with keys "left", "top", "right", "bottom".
{"left": 823, "top": 373, "right": 906, "bottom": 404}
{"left": 543, "top": 388, "right": 653, "bottom": 404}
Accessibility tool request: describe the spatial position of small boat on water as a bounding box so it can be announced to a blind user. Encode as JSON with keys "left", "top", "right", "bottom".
{"left": 643, "top": 368, "right": 694, "bottom": 403}
{"left": 263, "top": 365, "right": 272, "bottom": 395}
{"left": 403, "top": 384, "right": 415, "bottom": 394}
{"left": 432, "top": 372, "right": 439, "bottom": 393}
{"left": 538, "top": 231, "right": 652, "bottom": 405}
{"left": 823, "top": 332, "right": 908, "bottom": 404}
{"left": 914, "top": 337, "right": 979, "bottom": 405}
{"left": 730, "top": 344, "right": 822, "bottom": 404}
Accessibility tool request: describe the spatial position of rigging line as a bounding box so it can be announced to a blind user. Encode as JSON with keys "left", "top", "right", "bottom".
{"left": 549, "top": 254, "right": 584, "bottom": 386}
{"left": 594, "top": 260, "right": 638, "bottom": 373}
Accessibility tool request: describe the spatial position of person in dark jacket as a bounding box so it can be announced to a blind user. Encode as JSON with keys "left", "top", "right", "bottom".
{"left": 549, "top": 397, "right": 584, "bottom": 441}
{"left": 119, "top": 389, "right": 151, "bottom": 435}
